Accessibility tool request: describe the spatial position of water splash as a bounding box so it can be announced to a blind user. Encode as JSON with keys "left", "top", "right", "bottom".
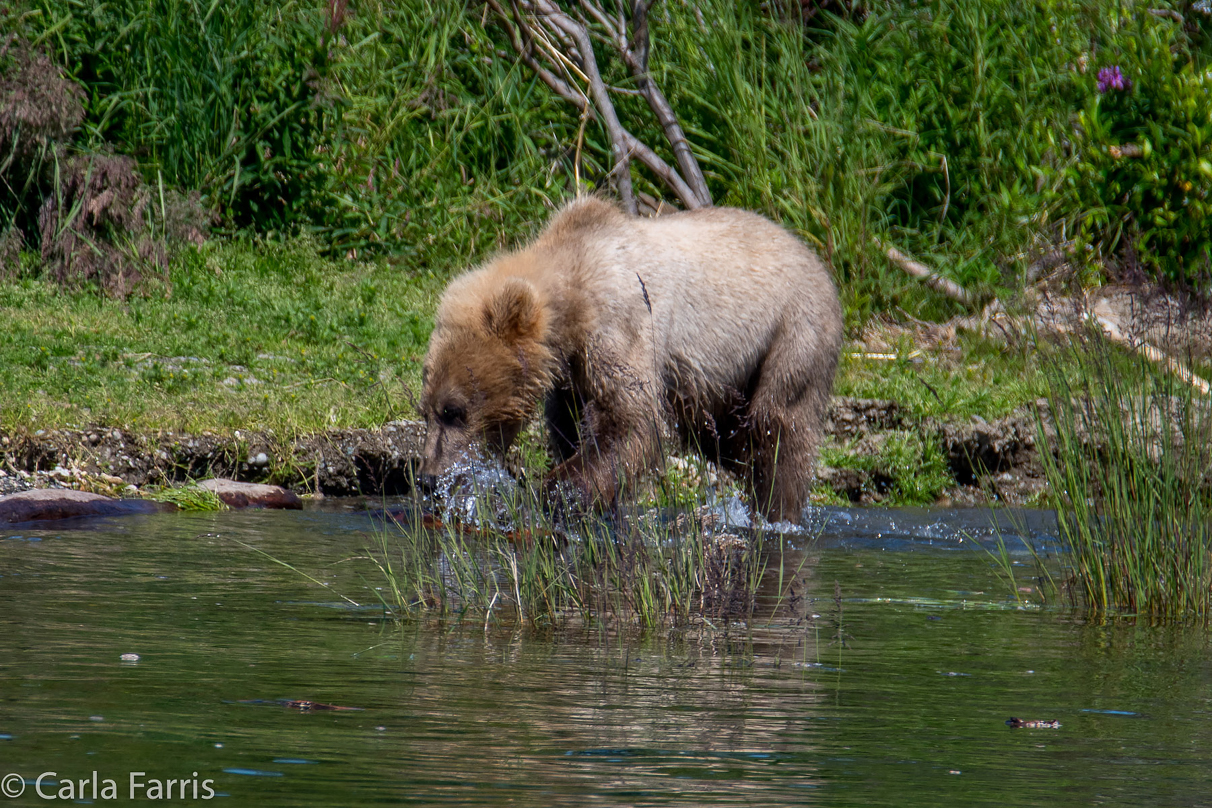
{"left": 432, "top": 450, "right": 521, "bottom": 531}
{"left": 687, "top": 494, "right": 813, "bottom": 536}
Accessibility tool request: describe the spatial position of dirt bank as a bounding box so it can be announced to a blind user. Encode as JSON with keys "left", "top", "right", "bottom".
{"left": 821, "top": 397, "right": 1047, "bottom": 506}
{"left": 0, "top": 399, "right": 1049, "bottom": 505}
{"left": 0, "top": 421, "right": 425, "bottom": 498}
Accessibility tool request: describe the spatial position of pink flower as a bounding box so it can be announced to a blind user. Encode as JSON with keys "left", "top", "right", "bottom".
{"left": 1097, "top": 66, "right": 1129, "bottom": 93}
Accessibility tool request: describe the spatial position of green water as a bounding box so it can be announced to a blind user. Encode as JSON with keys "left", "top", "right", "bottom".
{"left": 1, "top": 506, "right": 1210, "bottom": 806}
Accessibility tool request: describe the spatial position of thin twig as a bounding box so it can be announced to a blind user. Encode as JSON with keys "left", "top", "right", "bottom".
{"left": 1148, "top": 7, "right": 1184, "bottom": 22}
{"left": 1108, "top": 144, "right": 1144, "bottom": 159}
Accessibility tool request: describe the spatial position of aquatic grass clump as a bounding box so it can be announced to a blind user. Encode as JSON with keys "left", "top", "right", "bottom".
{"left": 143, "top": 484, "right": 229, "bottom": 511}
{"left": 1039, "top": 333, "right": 1212, "bottom": 619}
{"left": 366, "top": 468, "right": 773, "bottom": 628}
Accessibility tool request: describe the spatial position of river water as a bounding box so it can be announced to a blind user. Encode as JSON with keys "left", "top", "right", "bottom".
{"left": 1, "top": 505, "right": 1210, "bottom": 806}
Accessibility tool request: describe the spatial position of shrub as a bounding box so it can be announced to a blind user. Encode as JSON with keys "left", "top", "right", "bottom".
{"left": 0, "top": 39, "right": 85, "bottom": 246}
{"left": 1066, "top": 11, "right": 1212, "bottom": 291}
{"left": 0, "top": 38, "right": 209, "bottom": 294}
{"left": 37, "top": 150, "right": 208, "bottom": 294}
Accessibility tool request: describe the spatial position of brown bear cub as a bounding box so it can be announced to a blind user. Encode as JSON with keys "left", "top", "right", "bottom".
{"left": 419, "top": 197, "right": 843, "bottom": 522}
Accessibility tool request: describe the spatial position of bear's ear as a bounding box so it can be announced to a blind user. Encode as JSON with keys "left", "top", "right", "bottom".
{"left": 483, "top": 279, "right": 546, "bottom": 344}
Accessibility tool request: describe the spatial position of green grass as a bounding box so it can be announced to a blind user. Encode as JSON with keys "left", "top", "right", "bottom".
{"left": 141, "top": 483, "right": 229, "bottom": 511}
{"left": 1038, "top": 333, "right": 1212, "bottom": 620}
{"left": 12, "top": 0, "right": 1211, "bottom": 306}
{"left": 368, "top": 492, "right": 774, "bottom": 628}
{"left": 819, "top": 430, "right": 954, "bottom": 506}
{"left": 0, "top": 235, "right": 1058, "bottom": 445}
{"left": 0, "top": 237, "right": 440, "bottom": 433}
{"left": 836, "top": 333, "right": 1049, "bottom": 420}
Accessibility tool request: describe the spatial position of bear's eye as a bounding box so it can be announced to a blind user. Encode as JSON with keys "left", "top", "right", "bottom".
{"left": 439, "top": 404, "right": 466, "bottom": 427}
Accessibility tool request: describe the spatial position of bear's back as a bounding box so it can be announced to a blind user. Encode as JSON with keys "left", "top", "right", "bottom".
{"left": 545, "top": 201, "right": 841, "bottom": 395}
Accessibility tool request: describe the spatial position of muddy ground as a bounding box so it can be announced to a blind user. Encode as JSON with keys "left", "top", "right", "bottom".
{"left": 0, "top": 399, "right": 1046, "bottom": 505}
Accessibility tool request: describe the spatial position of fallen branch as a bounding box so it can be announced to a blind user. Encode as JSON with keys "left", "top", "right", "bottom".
{"left": 1148, "top": 7, "right": 1184, "bottom": 22}
{"left": 1092, "top": 313, "right": 1211, "bottom": 395}
{"left": 874, "top": 238, "right": 977, "bottom": 307}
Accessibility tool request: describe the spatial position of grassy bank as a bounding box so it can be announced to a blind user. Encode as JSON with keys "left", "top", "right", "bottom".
{"left": 0, "top": 239, "right": 439, "bottom": 433}
{"left": 0, "top": 236, "right": 1050, "bottom": 432}
{"left": 0, "top": 234, "right": 1060, "bottom": 509}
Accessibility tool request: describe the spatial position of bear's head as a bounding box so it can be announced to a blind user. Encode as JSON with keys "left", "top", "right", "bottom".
{"left": 419, "top": 276, "right": 555, "bottom": 479}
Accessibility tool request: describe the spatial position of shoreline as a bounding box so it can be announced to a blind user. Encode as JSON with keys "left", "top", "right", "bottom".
{"left": 0, "top": 398, "right": 1047, "bottom": 507}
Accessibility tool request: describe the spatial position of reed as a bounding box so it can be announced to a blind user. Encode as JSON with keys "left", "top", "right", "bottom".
{"left": 1039, "top": 332, "right": 1212, "bottom": 620}
{"left": 142, "top": 483, "right": 228, "bottom": 512}
{"left": 364, "top": 471, "right": 775, "bottom": 628}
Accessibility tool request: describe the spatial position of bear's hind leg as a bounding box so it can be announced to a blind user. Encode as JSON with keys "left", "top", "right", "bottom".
{"left": 745, "top": 404, "right": 817, "bottom": 523}
{"left": 742, "top": 330, "right": 837, "bottom": 523}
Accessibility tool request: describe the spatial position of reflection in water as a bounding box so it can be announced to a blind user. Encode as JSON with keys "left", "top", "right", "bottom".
{"left": 0, "top": 506, "right": 1209, "bottom": 807}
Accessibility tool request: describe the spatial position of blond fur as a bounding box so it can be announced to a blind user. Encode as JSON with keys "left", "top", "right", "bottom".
{"left": 420, "top": 197, "right": 843, "bottom": 521}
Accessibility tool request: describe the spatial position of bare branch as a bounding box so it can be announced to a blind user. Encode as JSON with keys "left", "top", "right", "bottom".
{"left": 580, "top": 0, "right": 622, "bottom": 40}
{"left": 1148, "top": 7, "right": 1184, "bottom": 22}
{"left": 482, "top": 0, "right": 710, "bottom": 212}
{"left": 621, "top": 1, "right": 712, "bottom": 207}
{"left": 1108, "top": 143, "right": 1144, "bottom": 159}
{"left": 535, "top": 0, "right": 637, "bottom": 213}
{"left": 486, "top": 0, "right": 590, "bottom": 112}
{"left": 578, "top": 0, "right": 709, "bottom": 207}
{"left": 631, "top": 0, "right": 652, "bottom": 74}
{"left": 624, "top": 132, "right": 699, "bottom": 212}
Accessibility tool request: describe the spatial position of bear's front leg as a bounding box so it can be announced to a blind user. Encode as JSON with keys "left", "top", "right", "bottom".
{"left": 543, "top": 391, "right": 664, "bottom": 511}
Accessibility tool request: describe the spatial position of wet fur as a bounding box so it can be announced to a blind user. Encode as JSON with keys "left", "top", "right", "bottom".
{"left": 420, "top": 197, "right": 843, "bottom": 522}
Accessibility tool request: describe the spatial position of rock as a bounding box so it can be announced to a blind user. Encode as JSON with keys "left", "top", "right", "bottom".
{"left": 936, "top": 411, "right": 1036, "bottom": 484}
{"left": 196, "top": 478, "right": 302, "bottom": 509}
{"left": 0, "top": 489, "right": 167, "bottom": 524}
